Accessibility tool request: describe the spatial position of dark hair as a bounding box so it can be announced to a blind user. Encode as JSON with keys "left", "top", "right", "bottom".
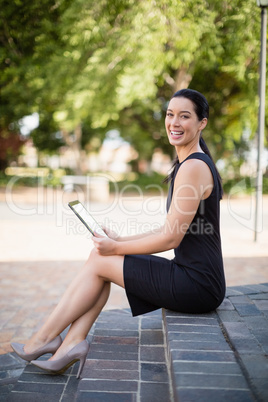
{"left": 165, "top": 88, "right": 223, "bottom": 198}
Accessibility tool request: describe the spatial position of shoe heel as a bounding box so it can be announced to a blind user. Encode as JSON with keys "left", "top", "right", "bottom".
{"left": 77, "top": 354, "right": 87, "bottom": 379}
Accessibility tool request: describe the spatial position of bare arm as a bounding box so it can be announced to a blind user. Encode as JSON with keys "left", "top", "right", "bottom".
{"left": 102, "top": 222, "right": 164, "bottom": 242}
{"left": 117, "top": 225, "right": 164, "bottom": 242}
{"left": 93, "top": 159, "right": 213, "bottom": 255}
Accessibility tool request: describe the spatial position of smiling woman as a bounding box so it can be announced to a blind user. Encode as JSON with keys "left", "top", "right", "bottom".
{"left": 164, "top": 89, "right": 223, "bottom": 198}
{"left": 11, "top": 89, "right": 226, "bottom": 379}
{"left": 165, "top": 98, "right": 207, "bottom": 149}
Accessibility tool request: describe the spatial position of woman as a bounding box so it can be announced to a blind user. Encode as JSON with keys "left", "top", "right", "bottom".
{"left": 11, "top": 89, "right": 225, "bottom": 378}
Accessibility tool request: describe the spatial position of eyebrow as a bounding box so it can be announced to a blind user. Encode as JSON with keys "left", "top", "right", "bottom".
{"left": 167, "top": 109, "right": 191, "bottom": 114}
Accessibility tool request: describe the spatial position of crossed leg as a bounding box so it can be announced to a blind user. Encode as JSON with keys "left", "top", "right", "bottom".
{"left": 24, "top": 248, "right": 125, "bottom": 359}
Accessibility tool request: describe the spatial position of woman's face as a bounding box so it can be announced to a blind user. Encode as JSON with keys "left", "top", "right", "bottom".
{"left": 165, "top": 97, "right": 207, "bottom": 149}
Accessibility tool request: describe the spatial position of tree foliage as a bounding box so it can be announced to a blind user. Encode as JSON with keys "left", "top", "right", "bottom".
{"left": 0, "top": 0, "right": 71, "bottom": 168}
{"left": 0, "top": 0, "right": 265, "bottom": 173}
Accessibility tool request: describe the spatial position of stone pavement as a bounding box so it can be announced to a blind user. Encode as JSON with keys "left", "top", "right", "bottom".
{"left": 2, "top": 309, "right": 171, "bottom": 402}
{"left": 0, "top": 189, "right": 268, "bottom": 400}
{"left": 164, "top": 283, "right": 268, "bottom": 402}
{"left": 1, "top": 283, "right": 268, "bottom": 401}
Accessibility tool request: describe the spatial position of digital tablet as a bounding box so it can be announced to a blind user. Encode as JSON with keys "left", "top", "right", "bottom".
{"left": 68, "top": 200, "right": 108, "bottom": 237}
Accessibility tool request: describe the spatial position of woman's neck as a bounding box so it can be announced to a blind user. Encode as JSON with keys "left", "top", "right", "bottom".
{"left": 175, "top": 144, "right": 203, "bottom": 163}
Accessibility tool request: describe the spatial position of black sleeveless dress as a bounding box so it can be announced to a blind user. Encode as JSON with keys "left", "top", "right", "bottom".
{"left": 123, "top": 152, "right": 226, "bottom": 316}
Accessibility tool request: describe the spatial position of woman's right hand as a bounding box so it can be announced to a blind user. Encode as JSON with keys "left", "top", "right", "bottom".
{"left": 101, "top": 225, "right": 120, "bottom": 241}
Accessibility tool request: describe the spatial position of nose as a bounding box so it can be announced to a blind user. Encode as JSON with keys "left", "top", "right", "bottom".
{"left": 171, "top": 115, "right": 180, "bottom": 127}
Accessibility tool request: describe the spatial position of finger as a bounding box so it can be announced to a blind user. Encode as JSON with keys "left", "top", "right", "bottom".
{"left": 94, "top": 231, "right": 105, "bottom": 238}
{"left": 91, "top": 238, "right": 99, "bottom": 248}
{"left": 101, "top": 225, "right": 108, "bottom": 235}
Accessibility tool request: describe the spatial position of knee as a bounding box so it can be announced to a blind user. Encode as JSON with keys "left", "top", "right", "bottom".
{"left": 85, "top": 247, "right": 104, "bottom": 271}
{"left": 88, "top": 247, "right": 98, "bottom": 261}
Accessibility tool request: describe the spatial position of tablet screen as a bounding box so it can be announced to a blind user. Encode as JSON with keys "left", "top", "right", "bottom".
{"left": 69, "top": 201, "right": 107, "bottom": 237}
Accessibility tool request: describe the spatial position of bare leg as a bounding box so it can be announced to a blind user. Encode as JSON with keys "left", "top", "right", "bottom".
{"left": 50, "top": 282, "right": 111, "bottom": 360}
{"left": 24, "top": 249, "right": 125, "bottom": 354}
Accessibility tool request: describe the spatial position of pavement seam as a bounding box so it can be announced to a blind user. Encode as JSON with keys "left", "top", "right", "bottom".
{"left": 217, "top": 297, "right": 263, "bottom": 401}
{"left": 162, "top": 311, "right": 175, "bottom": 402}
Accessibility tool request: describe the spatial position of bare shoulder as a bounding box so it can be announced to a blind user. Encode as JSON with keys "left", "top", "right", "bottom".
{"left": 174, "top": 158, "right": 214, "bottom": 198}
{"left": 177, "top": 157, "right": 212, "bottom": 177}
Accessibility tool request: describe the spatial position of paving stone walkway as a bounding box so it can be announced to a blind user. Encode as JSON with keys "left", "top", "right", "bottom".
{"left": 0, "top": 192, "right": 267, "bottom": 401}
{"left": 1, "top": 284, "right": 268, "bottom": 402}
{"left": 165, "top": 283, "right": 268, "bottom": 402}
{"left": 2, "top": 309, "right": 171, "bottom": 402}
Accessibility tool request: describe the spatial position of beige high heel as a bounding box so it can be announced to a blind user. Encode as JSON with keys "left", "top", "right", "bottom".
{"left": 11, "top": 335, "right": 62, "bottom": 362}
{"left": 31, "top": 340, "right": 89, "bottom": 379}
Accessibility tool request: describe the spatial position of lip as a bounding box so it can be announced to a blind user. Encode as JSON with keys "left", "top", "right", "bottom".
{"left": 170, "top": 130, "right": 184, "bottom": 138}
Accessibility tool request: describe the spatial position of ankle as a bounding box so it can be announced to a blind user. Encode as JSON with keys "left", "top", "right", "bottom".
{"left": 28, "top": 333, "right": 57, "bottom": 348}
{"left": 61, "top": 337, "right": 86, "bottom": 352}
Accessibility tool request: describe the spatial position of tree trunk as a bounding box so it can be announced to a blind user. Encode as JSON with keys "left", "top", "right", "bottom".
{"left": 164, "top": 65, "right": 193, "bottom": 93}
{"left": 174, "top": 65, "right": 193, "bottom": 91}
{"left": 61, "top": 124, "right": 87, "bottom": 175}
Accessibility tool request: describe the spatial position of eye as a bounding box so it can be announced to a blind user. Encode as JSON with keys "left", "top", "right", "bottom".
{"left": 181, "top": 115, "right": 189, "bottom": 119}
{"left": 166, "top": 112, "right": 173, "bottom": 117}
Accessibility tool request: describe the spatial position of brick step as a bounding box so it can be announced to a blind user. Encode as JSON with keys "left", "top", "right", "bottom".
{"left": 5, "top": 308, "right": 173, "bottom": 402}
{"left": 3, "top": 325, "right": 88, "bottom": 401}
{"left": 0, "top": 353, "right": 26, "bottom": 400}
{"left": 77, "top": 308, "right": 172, "bottom": 401}
{"left": 163, "top": 284, "right": 268, "bottom": 402}
{"left": 3, "top": 283, "right": 268, "bottom": 402}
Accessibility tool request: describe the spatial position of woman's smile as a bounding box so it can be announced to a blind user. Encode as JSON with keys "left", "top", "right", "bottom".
{"left": 165, "top": 97, "right": 206, "bottom": 151}
{"left": 170, "top": 130, "right": 184, "bottom": 139}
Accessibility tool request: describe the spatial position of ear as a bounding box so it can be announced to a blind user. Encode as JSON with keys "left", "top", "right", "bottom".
{"left": 199, "top": 118, "right": 207, "bottom": 131}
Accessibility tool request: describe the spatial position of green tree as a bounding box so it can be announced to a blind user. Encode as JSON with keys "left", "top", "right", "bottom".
{"left": 46, "top": 0, "right": 263, "bottom": 173}
{"left": 0, "top": 0, "right": 71, "bottom": 169}
{"left": 29, "top": 0, "right": 223, "bottom": 171}
{"left": 1, "top": 0, "right": 265, "bottom": 175}
{"left": 191, "top": 0, "right": 261, "bottom": 170}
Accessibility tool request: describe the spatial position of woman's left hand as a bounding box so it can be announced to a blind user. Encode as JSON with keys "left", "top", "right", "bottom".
{"left": 92, "top": 232, "right": 118, "bottom": 256}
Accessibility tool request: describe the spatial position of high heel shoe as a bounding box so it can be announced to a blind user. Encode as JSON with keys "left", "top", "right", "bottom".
{"left": 31, "top": 340, "right": 89, "bottom": 379}
{"left": 11, "top": 335, "right": 62, "bottom": 362}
